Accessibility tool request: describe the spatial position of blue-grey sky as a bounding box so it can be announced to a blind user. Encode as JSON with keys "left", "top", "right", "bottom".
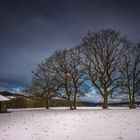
{"left": 0, "top": 0, "right": 140, "bottom": 92}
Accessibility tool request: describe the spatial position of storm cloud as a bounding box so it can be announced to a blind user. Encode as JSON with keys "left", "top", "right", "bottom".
{"left": 0, "top": 0, "right": 140, "bottom": 92}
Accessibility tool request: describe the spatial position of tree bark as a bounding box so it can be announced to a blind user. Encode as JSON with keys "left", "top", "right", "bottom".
{"left": 128, "top": 92, "right": 136, "bottom": 109}
{"left": 45, "top": 98, "right": 49, "bottom": 109}
{"left": 129, "top": 94, "right": 136, "bottom": 109}
{"left": 102, "top": 90, "right": 109, "bottom": 109}
{"left": 103, "top": 95, "right": 108, "bottom": 109}
{"left": 68, "top": 95, "right": 74, "bottom": 110}
{"left": 73, "top": 84, "right": 78, "bottom": 109}
{"left": 73, "top": 98, "right": 77, "bottom": 109}
{"left": 69, "top": 100, "right": 74, "bottom": 110}
{"left": 132, "top": 94, "right": 136, "bottom": 108}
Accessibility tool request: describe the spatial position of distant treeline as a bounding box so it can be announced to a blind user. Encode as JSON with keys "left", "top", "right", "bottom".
{"left": 7, "top": 96, "right": 140, "bottom": 108}
{"left": 1, "top": 91, "right": 140, "bottom": 108}
{"left": 8, "top": 97, "right": 83, "bottom": 108}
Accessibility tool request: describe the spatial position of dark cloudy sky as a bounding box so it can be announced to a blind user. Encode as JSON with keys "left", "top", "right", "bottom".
{"left": 0, "top": 0, "right": 140, "bottom": 92}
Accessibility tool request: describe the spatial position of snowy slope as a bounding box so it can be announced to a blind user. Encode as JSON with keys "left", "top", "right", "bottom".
{"left": 0, "top": 107, "right": 140, "bottom": 140}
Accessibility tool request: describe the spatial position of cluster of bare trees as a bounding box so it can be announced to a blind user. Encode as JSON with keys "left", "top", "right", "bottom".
{"left": 26, "top": 48, "right": 84, "bottom": 109}
{"left": 120, "top": 44, "right": 140, "bottom": 108}
{"left": 25, "top": 29, "right": 140, "bottom": 109}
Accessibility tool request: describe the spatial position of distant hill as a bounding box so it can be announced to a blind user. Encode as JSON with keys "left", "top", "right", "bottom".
{"left": 0, "top": 91, "right": 24, "bottom": 97}
{"left": 80, "top": 101, "right": 140, "bottom": 106}
{"left": 0, "top": 91, "right": 14, "bottom": 96}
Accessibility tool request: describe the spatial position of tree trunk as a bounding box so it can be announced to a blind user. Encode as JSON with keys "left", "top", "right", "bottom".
{"left": 73, "top": 99, "right": 77, "bottom": 109}
{"left": 45, "top": 98, "right": 49, "bottom": 109}
{"left": 102, "top": 90, "right": 109, "bottom": 109}
{"left": 73, "top": 84, "right": 78, "bottom": 109}
{"left": 129, "top": 94, "right": 136, "bottom": 109}
{"left": 68, "top": 95, "right": 74, "bottom": 110}
{"left": 129, "top": 94, "right": 132, "bottom": 109}
{"left": 132, "top": 94, "right": 136, "bottom": 108}
{"left": 70, "top": 97, "right": 74, "bottom": 110}
{"left": 69, "top": 100, "right": 74, "bottom": 110}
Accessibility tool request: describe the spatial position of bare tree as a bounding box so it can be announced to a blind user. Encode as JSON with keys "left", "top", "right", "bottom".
{"left": 50, "top": 48, "right": 84, "bottom": 109}
{"left": 25, "top": 47, "right": 84, "bottom": 110}
{"left": 67, "top": 47, "right": 84, "bottom": 109}
{"left": 50, "top": 49, "right": 75, "bottom": 109}
{"left": 25, "top": 57, "right": 62, "bottom": 109}
{"left": 120, "top": 44, "right": 140, "bottom": 108}
{"left": 80, "top": 29, "right": 128, "bottom": 108}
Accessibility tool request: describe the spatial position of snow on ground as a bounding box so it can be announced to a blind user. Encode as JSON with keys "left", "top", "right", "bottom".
{"left": 0, "top": 107, "right": 140, "bottom": 140}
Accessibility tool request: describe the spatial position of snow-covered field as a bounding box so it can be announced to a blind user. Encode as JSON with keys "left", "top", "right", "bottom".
{"left": 0, "top": 107, "right": 140, "bottom": 140}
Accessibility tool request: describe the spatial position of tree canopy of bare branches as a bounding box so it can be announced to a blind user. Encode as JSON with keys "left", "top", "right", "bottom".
{"left": 25, "top": 28, "right": 140, "bottom": 109}
{"left": 25, "top": 57, "right": 63, "bottom": 109}
{"left": 80, "top": 29, "right": 128, "bottom": 108}
{"left": 120, "top": 43, "right": 140, "bottom": 108}
{"left": 50, "top": 48, "right": 84, "bottom": 109}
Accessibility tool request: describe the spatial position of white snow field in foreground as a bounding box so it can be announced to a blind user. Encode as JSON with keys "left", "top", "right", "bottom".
{"left": 0, "top": 107, "right": 140, "bottom": 140}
